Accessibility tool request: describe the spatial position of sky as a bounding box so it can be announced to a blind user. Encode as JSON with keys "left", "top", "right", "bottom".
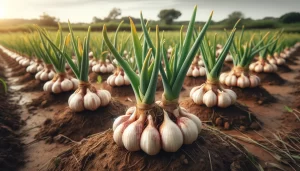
{"left": 0, "top": 0, "right": 299, "bottom": 22}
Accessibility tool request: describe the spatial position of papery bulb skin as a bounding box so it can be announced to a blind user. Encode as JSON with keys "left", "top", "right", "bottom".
{"left": 217, "top": 91, "right": 232, "bottom": 108}
{"left": 43, "top": 81, "right": 54, "bottom": 92}
{"left": 71, "top": 78, "right": 79, "bottom": 89}
{"left": 125, "top": 107, "right": 136, "bottom": 115}
{"left": 97, "top": 90, "right": 111, "bottom": 107}
{"left": 100, "top": 65, "right": 107, "bottom": 73}
{"left": 108, "top": 75, "right": 116, "bottom": 86}
{"left": 37, "top": 65, "right": 43, "bottom": 71}
{"left": 187, "top": 67, "right": 193, "bottom": 76}
{"left": 113, "top": 115, "right": 131, "bottom": 131}
{"left": 249, "top": 63, "right": 256, "bottom": 71}
{"left": 177, "top": 116, "right": 198, "bottom": 144}
{"left": 192, "top": 69, "right": 200, "bottom": 77}
{"left": 159, "top": 111, "right": 183, "bottom": 152}
{"left": 224, "top": 89, "right": 237, "bottom": 104}
{"left": 35, "top": 71, "right": 43, "bottom": 79}
{"left": 249, "top": 75, "right": 260, "bottom": 88}
{"left": 122, "top": 115, "right": 146, "bottom": 151}
{"left": 83, "top": 89, "right": 100, "bottom": 111}
{"left": 263, "top": 64, "right": 273, "bottom": 73}
{"left": 199, "top": 67, "right": 206, "bottom": 76}
{"left": 48, "top": 71, "right": 55, "bottom": 79}
{"left": 203, "top": 90, "right": 217, "bottom": 107}
{"left": 68, "top": 93, "right": 84, "bottom": 112}
{"left": 219, "top": 73, "right": 227, "bottom": 84}
{"left": 61, "top": 79, "right": 74, "bottom": 91}
{"left": 52, "top": 80, "right": 62, "bottom": 94}
{"left": 113, "top": 113, "right": 136, "bottom": 147}
{"left": 140, "top": 115, "right": 161, "bottom": 155}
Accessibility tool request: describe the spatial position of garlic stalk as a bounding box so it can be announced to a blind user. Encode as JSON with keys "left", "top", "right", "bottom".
{"left": 107, "top": 67, "right": 130, "bottom": 86}
{"left": 220, "top": 66, "right": 260, "bottom": 88}
{"left": 43, "top": 73, "right": 78, "bottom": 94}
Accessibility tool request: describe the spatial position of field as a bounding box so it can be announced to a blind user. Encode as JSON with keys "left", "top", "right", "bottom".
{"left": 0, "top": 17, "right": 300, "bottom": 171}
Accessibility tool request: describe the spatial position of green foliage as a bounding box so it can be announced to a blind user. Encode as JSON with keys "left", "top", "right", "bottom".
{"left": 279, "top": 12, "right": 300, "bottom": 24}
{"left": 158, "top": 9, "right": 182, "bottom": 25}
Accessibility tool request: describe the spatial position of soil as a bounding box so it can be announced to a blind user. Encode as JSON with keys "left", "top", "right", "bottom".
{"left": 183, "top": 76, "right": 206, "bottom": 87}
{"left": 27, "top": 91, "right": 73, "bottom": 108}
{"left": 228, "top": 86, "right": 276, "bottom": 104}
{"left": 255, "top": 72, "right": 286, "bottom": 85}
{"left": 277, "top": 64, "right": 293, "bottom": 73}
{"left": 35, "top": 99, "right": 127, "bottom": 142}
{"left": 101, "top": 82, "right": 134, "bottom": 97}
{"left": 46, "top": 129, "right": 257, "bottom": 171}
{"left": 180, "top": 98, "right": 261, "bottom": 131}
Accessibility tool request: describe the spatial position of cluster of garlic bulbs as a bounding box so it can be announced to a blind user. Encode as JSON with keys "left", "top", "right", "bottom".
{"left": 18, "top": 58, "right": 31, "bottom": 67}
{"left": 43, "top": 74, "right": 79, "bottom": 94}
{"left": 26, "top": 60, "right": 44, "bottom": 74}
{"left": 89, "top": 58, "right": 97, "bottom": 67}
{"left": 220, "top": 67, "right": 261, "bottom": 88}
{"left": 187, "top": 58, "right": 206, "bottom": 77}
{"left": 113, "top": 106, "right": 202, "bottom": 155}
{"left": 107, "top": 68, "right": 130, "bottom": 86}
{"left": 249, "top": 60, "right": 277, "bottom": 73}
{"left": 68, "top": 83, "right": 111, "bottom": 112}
{"left": 92, "top": 61, "right": 115, "bottom": 74}
{"left": 267, "top": 53, "right": 285, "bottom": 65}
{"left": 216, "top": 48, "right": 233, "bottom": 62}
{"left": 190, "top": 82, "right": 237, "bottom": 108}
{"left": 35, "top": 64, "right": 55, "bottom": 81}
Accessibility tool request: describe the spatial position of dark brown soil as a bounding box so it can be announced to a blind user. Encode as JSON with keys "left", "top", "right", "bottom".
{"left": 13, "top": 72, "right": 35, "bottom": 84}
{"left": 35, "top": 99, "right": 127, "bottom": 142}
{"left": 183, "top": 76, "right": 206, "bottom": 87}
{"left": 19, "top": 79, "right": 43, "bottom": 92}
{"left": 277, "top": 64, "right": 293, "bottom": 73}
{"left": 228, "top": 86, "right": 276, "bottom": 104}
{"left": 255, "top": 72, "right": 286, "bottom": 85}
{"left": 221, "top": 63, "right": 232, "bottom": 72}
{"left": 46, "top": 129, "right": 258, "bottom": 171}
{"left": 101, "top": 82, "right": 134, "bottom": 97}
{"left": 180, "top": 99, "right": 261, "bottom": 131}
{"left": 285, "top": 58, "right": 298, "bottom": 66}
{"left": 27, "top": 91, "right": 73, "bottom": 108}
{"left": 0, "top": 88, "right": 24, "bottom": 171}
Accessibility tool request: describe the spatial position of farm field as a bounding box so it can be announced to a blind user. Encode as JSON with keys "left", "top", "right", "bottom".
{"left": 0, "top": 5, "right": 300, "bottom": 171}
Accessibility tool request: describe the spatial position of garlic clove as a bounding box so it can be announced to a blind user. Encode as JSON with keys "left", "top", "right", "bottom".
{"left": 61, "top": 79, "right": 74, "bottom": 92}
{"left": 48, "top": 71, "right": 55, "bottom": 79}
{"left": 140, "top": 115, "right": 161, "bottom": 155}
{"left": 124, "top": 74, "right": 130, "bottom": 85}
{"left": 187, "top": 67, "right": 193, "bottom": 76}
{"left": 249, "top": 63, "right": 256, "bottom": 71}
{"left": 71, "top": 78, "right": 79, "bottom": 89}
{"left": 100, "top": 65, "right": 107, "bottom": 73}
{"left": 122, "top": 114, "right": 146, "bottom": 151}
{"left": 125, "top": 107, "right": 136, "bottom": 115}
{"left": 192, "top": 86, "right": 204, "bottom": 105}
{"left": 108, "top": 75, "right": 116, "bottom": 86}
{"left": 97, "top": 90, "right": 111, "bottom": 107}
{"left": 40, "top": 72, "right": 49, "bottom": 81}
{"left": 84, "top": 89, "right": 101, "bottom": 111}
{"left": 203, "top": 90, "right": 217, "bottom": 107}
{"left": 224, "top": 89, "right": 237, "bottom": 104}
{"left": 180, "top": 108, "right": 202, "bottom": 132}
{"left": 68, "top": 92, "right": 84, "bottom": 112}
{"left": 177, "top": 116, "right": 198, "bottom": 144}
{"left": 113, "top": 115, "right": 131, "bottom": 131}
{"left": 35, "top": 71, "right": 42, "bottom": 80}
{"left": 219, "top": 73, "right": 228, "bottom": 84}
{"left": 225, "top": 75, "right": 232, "bottom": 86}
{"left": 254, "top": 64, "right": 263, "bottom": 73}
{"left": 160, "top": 111, "right": 183, "bottom": 152}
{"left": 263, "top": 64, "right": 273, "bottom": 73}
{"left": 43, "top": 81, "right": 54, "bottom": 92}
{"left": 113, "top": 112, "right": 137, "bottom": 147}
{"left": 192, "top": 68, "right": 200, "bottom": 77}
{"left": 190, "top": 85, "right": 202, "bottom": 97}
{"left": 217, "top": 91, "right": 232, "bottom": 108}
{"left": 52, "top": 80, "right": 62, "bottom": 94}
{"left": 199, "top": 67, "right": 206, "bottom": 76}
{"left": 230, "top": 75, "right": 237, "bottom": 86}
{"left": 115, "top": 74, "right": 125, "bottom": 86}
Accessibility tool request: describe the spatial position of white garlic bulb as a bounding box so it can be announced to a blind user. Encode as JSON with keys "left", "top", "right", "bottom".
{"left": 83, "top": 89, "right": 101, "bottom": 111}
{"left": 176, "top": 116, "right": 198, "bottom": 144}
{"left": 52, "top": 80, "right": 62, "bottom": 94}
{"left": 203, "top": 90, "right": 217, "bottom": 107}
{"left": 68, "top": 93, "right": 85, "bottom": 112}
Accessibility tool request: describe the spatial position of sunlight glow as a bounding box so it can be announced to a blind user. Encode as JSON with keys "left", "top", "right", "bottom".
{"left": 0, "top": 3, "right": 5, "bottom": 18}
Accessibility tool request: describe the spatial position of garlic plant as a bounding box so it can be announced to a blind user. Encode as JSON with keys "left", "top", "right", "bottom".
{"left": 187, "top": 58, "right": 206, "bottom": 77}
{"left": 190, "top": 22, "right": 239, "bottom": 108}
{"left": 61, "top": 22, "right": 111, "bottom": 111}
{"left": 220, "top": 27, "right": 273, "bottom": 88}
{"left": 26, "top": 59, "right": 44, "bottom": 74}
{"left": 249, "top": 32, "right": 281, "bottom": 73}
{"left": 36, "top": 24, "right": 79, "bottom": 94}
{"left": 107, "top": 67, "right": 130, "bottom": 86}
{"left": 104, "top": 7, "right": 209, "bottom": 155}
{"left": 267, "top": 39, "right": 285, "bottom": 65}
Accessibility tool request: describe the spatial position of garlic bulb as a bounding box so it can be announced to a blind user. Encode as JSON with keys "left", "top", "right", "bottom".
{"left": 160, "top": 111, "right": 183, "bottom": 152}
{"left": 68, "top": 93, "right": 85, "bottom": 112}
{"left": 140, "top": 115, "right": 161, "bottom": 155}
{"left": 107, "top": 69, "right": 131, "bottom": 87}
{"left": 176, "top": 116, "right": 198, "bottom": 144}
{"left": 220, "top": 69, "right": 260, "bottom": 88}
{"left": 26, "top": 62, "right": 43, "bottom": 74}
{"left": 96, "top": 90, "right": 111, "bottom": 106}
{"left": 35, "top": 66, "right": 55, "bottom": 81}
{"left": 43, "top": 76, "right": 78, "bottom": 93}
{"left": 92, "top": 62, "right": 114, "bottom": 74}
{"left": 113, "top": 112, "right": 137, "bottom": 146}
{"left": 268, "top": 54, "right": 285, "bottom": 65}
{"left": 249, "top": 60, "right": 277, "bottom": 73}
{"left": 190, "top": 83, "right": 236, "bottom": 108}
{"left": 187, "top": 65, "right": 206, "bottom": 77}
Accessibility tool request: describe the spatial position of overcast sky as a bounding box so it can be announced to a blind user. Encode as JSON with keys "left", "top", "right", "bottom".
{"left": 1, "top": 0, "right": 299, "bottom": 22}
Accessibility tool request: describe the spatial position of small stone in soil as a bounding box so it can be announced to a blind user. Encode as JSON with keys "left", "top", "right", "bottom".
{"left": 28, "top": 106, "right": 37, "bottom": 111}
{"left": 215, "top": 117, "right": 223, "bottom": 126}
{"left": 257, "top": 100, "right": 263, "bottom": 105}
{"left": 41, "top": 100, "right": 48, "bottom": 107}
{"left": 224, "top": 122, "right": 230, "bottom": 130}
{"left": 239, "top": 126, "right": 246, "bottom": 132}
{"left": 183, "top": 159, "right": 188, "bottom": 165}
{"left": 249, "top": 122, "right": 260, "bottom": 130}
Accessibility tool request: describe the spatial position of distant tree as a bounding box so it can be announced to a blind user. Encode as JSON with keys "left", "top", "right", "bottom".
{"left": 107, "top": 8, "right": 122, "bottom": 20}
{"left": 279, "top": 12, "right": 300, "bottom": 23}
{"left": 158, "top": 9, "right": 181, "bottom": 24}
{"left": 92, "top": 16, "right": 102, "bottom": 23}
{"left": 227, "top": 11, "right": 244, "bottom": 26}
{"left": 39, "top": 12, "right": 58, "bottom": 26}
